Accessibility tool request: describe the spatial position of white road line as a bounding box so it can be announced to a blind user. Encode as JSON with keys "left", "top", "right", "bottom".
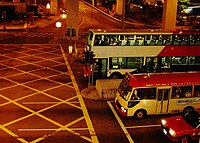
{"left": 126, "top": 124, "right": 160, "bottom": 129}
{"left": 107, "top": 101, "right": 134, "bottom": 143}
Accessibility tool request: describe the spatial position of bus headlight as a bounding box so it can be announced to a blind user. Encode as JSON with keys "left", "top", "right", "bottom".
{"left": 169, "top": 128, "right": 176, "bottom": 137}
{"left": 161, "top": 119, "right": 167, "bottom": 126}
{"left": 121, "top": 107, "right": 127, "bottom": 113}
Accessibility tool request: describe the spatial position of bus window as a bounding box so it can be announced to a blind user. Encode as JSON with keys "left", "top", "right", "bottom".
{"left": 108, "top": 35, "right": 118, "bottom": 46}
{"left": 180, "top": 35, "right": 189, "bottom": 45}
{"left": 194, "top": 56, "right": 200, "bottom": 65}
{"left": 87, "top": 31, "right": 93, "bottom": 46}
{"left": 93, "top": 58, "right": 107, "bottom": 78}
{"left": 182, "top": 86, "right": 192, "bottom": 98}
{"left": 172, "top": 86, "right": 192, "bottom": 98}
{"left": 156, "top": 35, "right": 163, "bottom": 45}
{"left": 189, "top": 35, "right": 196, "bottom": 45}
{"left": 110, "top": 57, "right": 120, "bottom": 69}
{"left": 131, "top": 88, "right": 156, "bottom": 100}
{"left": 173, "top": 35, "right": 181, "bottom": 45}
{"left": 88, "top": 31, "right": 93, "bottom": 40}
{"left": 196, "top": 37, "right": 200, "bottom": 45}
{"left": 146, "top": 57, "right": 158, "bottom": 73}
{"left": 94, "top": 35, "right": 101, "bottom": 46}
{"left": 145, "top": 35, "right": 151, "bottom": 45}
{"left": 110, "top": 57, "right": 143, "bottom": 69}
{"left": 110, "top": 57, "right": 126, "bottom": 69}
{"left": 151, "top": 35, "right": 160, "bottom": 45}
{"left": 136, "top": 35, "right": 145, "bottom": 45}
{"left": 120, "top": 38, "right": 127, "bottom": 46}
{"left": 171, "top": 56, "right": 187, "bottom": 65}
{"left": 172, "top": 87, "right": 182, "bottom": 98}
{"left": 163, "top": 35, "right": 172, "bottom": 45}
{"left": 161, "top": 57, "right": 170, "bottom": 69}
{"left": 158, "top": 89, "right": 170, "bottom": 101}
{"left": 129, "top": 40, "right": 135, "bottom": 46}
{"left": 194, "top": 85, "right": 200, "bottom": 97}
{"left": 118, "top": 79, "right": 132, "bottom": 101}
{"left": 188, "top": 56, "right": 196, "bottom": 65}
{"left": 127, "top": 57, "right": 143, "bottom": 69}
{"left": 94, "top": 34, "right": 107, "bottom": 46}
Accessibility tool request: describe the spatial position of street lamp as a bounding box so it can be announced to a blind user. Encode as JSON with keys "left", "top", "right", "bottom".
{"left": 46, "top": 3, "right": 51, "bottom": 19}
{"left": 46, "top": 3, "right": 50, "bottom": 9}
{"left": 56, "top": 21, "right": 62, "bottom": 28}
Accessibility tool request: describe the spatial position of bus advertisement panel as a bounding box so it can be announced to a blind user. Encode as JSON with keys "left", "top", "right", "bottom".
{"left": 114, "top": 72, "right": 200, "bottom": 119}
{"left": 86, "top": 29, "right": 200, "bottom": 79}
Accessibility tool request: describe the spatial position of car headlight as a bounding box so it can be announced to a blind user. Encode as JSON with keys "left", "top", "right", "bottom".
{"left": 161, "top": 119, "right": 167, "bottom": 126}
{"left": 121, "top": 107, "right": 127, "bottom": 113}
{"left": 169, "top": 128, "right": 176, "bottom": 136}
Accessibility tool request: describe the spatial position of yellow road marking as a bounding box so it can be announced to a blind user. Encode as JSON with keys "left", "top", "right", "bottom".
{"left": 60, "top": 45, "right": 99, "bottom": 143}
{"left": 0, "top": 44, "right": 97, "bottom": 143}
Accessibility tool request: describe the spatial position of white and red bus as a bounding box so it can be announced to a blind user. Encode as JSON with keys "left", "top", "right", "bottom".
{"left": 86, "top": 29, "right": 200, "bottom": 78}
{"left": 114, "top": 72, "right": 200, "bottom": 119}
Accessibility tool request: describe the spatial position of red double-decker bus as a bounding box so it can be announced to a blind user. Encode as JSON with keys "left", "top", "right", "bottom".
{"left": 86, "top": 29, "right": 200, "bottom": 79}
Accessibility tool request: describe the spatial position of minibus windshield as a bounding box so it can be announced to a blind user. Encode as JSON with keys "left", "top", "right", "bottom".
{"left": 118, "top": 79, "right": 132, "bottom": 101}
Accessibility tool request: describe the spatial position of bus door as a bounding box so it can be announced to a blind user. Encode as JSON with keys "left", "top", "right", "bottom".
{"left": 156, "top": 88, "right": 170, "bottom": 114}
{"left": 93, "top": 58, "right": 108, "bottom": 79}
{"left": 146, "top": 57, "right": 159, "bottom": 73}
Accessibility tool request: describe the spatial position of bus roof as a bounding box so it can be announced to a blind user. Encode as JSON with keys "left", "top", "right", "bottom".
{"left": 88, "top": 29, "right": 200, "bottom": 35}
{"left": 125, "top": 72, "right": 200, "bottom": 88}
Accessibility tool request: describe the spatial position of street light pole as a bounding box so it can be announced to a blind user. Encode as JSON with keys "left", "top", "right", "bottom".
{"left": 122, "top": 0, "right": 126, "bottom": 30}
{"left": 91, "top": 0, "right": 95, "bottom": 21}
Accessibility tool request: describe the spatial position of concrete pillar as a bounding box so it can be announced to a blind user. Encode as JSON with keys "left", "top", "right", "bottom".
{"left": 162, "top": 0, "right": 178, "bottom": 30}
{"left": 50, "top": 0, "right": 58, "bottom": 16}
{"left": 62, "top": 0, "right": 66, "bottom": 8}
{"left": 67, "top": 0, "right": 79, "bottom": 31}
{"left": 116, "top": 0, "right": 123, "bottom": 15}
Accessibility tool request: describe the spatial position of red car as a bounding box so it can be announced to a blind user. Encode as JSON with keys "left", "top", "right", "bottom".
{"left": 161, "top": 110, "right": 200, "bottom": 143}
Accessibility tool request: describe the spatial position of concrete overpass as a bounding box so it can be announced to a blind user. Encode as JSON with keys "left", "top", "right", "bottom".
{"left": 51, "top": 0, "right": 178, "bottom": 31}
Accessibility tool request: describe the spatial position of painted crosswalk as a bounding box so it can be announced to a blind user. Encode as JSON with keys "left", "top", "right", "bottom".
{"left": 25, "top": 30, "right": 60, "bottom": 38}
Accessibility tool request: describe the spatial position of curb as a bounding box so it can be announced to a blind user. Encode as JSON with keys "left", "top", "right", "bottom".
{"left": 0, "top": 25, "right": 39, "bottom": 32}
{"left": 81, "top": 87, "right": 102, "bottom": 101}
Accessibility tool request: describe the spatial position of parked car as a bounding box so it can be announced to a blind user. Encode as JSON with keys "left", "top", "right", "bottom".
{"left": 161, "top": 110, "right": 200, "bottom": 143}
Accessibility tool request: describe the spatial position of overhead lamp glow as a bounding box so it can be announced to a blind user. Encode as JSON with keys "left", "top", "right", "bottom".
{"left": 46, "top": 3, "right": 50, "bottom": 9}
{"left": 56, "top": 22, "right": 62, "bottom": 28}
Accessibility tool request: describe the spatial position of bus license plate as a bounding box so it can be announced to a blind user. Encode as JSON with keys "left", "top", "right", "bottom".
{"left": 163, "top": 129, "right": 167, "bottom": 135}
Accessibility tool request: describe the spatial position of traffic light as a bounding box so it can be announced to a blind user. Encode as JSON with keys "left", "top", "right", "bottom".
{"left": 83, "top": 65, "right": 91, "bottom": 77}
{"left": 66, "top": 28, "right": 70, "bottom": 37}
{"left": 72, "top": 28, "right": 76, "bottom": 37}
{"left": 81, "top": 51, "right": 89, "bottom": 63}
{"left": 89, "top": 51, "right": 95, "bottom": 64}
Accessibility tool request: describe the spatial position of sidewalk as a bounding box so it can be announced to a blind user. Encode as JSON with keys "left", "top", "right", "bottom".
{"left": 0, "top": 16, "right": 60, "bottom": 31}
{"left": 0, "top": 16, "right": 60, "bottom": 41}
{"left": 81, "top": 86, "right": 102, "bottom": 101}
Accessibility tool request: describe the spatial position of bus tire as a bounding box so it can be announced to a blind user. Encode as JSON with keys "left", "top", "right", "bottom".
{"left": 179, "top": 135, "right": 191, "bottom": 143}
{"left": 110, "top": 72, "right": 122, "bottom": 79}
{"left": 134, "top": 109, "right": 146, "bottom": 119}
{"left": 182, "top": 106, "right": 194, "bottom": 115}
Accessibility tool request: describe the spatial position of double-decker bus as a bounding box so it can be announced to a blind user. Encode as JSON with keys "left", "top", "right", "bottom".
{"left": 86, "top": 29, "right": 200, "bottom": 79}
{"left": 114, "top": 72, "right": 200, "bottom": 119}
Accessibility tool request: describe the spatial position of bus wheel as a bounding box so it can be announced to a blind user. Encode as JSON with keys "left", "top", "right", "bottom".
{"left": 134, "top": 109, "right": 146, "bottom": 119}
{"left": 179, "top": 135, "right": 191, "bottom": 143}
{"left": 182, "top": 107, "right": 194, "bottom": 115}
{"left": 110, "top": 72, "right": 122, "bottom": 79}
